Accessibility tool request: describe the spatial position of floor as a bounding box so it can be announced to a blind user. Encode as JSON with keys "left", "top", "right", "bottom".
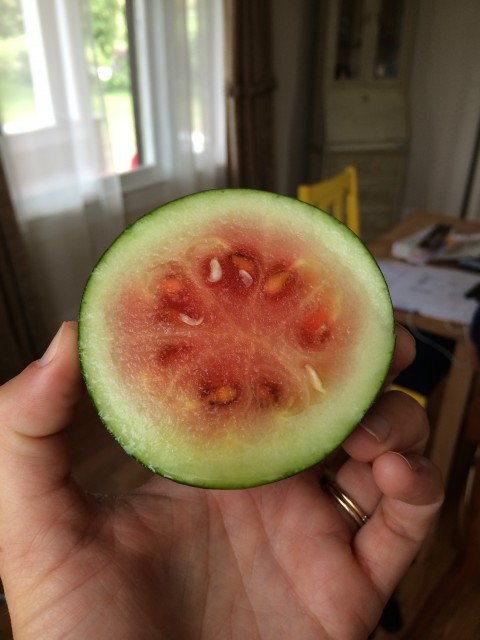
{"left": 1, "top": 394, "right": 479, "bottom": 639}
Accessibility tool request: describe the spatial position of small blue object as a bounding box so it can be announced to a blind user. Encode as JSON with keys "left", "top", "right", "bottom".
{"left": 459, "top": 258, "right": 480, "bottom": 272}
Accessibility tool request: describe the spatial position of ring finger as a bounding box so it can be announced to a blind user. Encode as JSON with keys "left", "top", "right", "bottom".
{"left": 327, "top": 389, "right": 430, "bottom": 523}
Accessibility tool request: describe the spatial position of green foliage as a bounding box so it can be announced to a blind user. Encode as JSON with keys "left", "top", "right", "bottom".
{"left": 0, "top": 0, "right": 25, "bottom": 38}
{"left": 0, "top": 2, "right": 31, "bottom": 123}
{"left": 90, "top": 0, "right": 131, "bottom": 91}
{"left": 90, "top": 0, "right": 122, "bottom": 63}
{"left": 0, "top": 35, "right": 31, "bottom": 84}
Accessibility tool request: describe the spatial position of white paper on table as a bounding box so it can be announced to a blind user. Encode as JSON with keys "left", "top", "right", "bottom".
{"left": 377, "top": 260, "right": 479, "bottom": 325}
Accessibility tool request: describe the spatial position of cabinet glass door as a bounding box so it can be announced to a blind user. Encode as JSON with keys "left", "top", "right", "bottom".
{"left": 335, "top": 0, "right": 365, "bottom": 79}
{"left": 373, "top": 0, "right": 405, "bottom": 79}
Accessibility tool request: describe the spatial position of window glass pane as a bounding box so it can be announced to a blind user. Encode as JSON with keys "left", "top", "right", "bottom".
{"left": 187, "top": 0, "right": 204, "bottom": 154}
{"left": 373, "top": 0, "right": 404, "bottom": 79}
{"left": 335, "top": 0, "right": 364, "bottom": 80}
{"left": 90, "top": 0, "right": 138, "bottom": 174}
{"left": 0, "top": 0, "right": 39, "bottom": 131}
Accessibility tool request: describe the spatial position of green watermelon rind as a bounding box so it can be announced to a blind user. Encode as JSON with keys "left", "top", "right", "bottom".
{"left": 78, "top": 188, "right": 395, "bottom": 489}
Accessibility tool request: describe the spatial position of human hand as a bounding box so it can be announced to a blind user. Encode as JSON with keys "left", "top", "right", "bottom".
{"left": 0, "top": 322, "right": 443, "bottom": 639}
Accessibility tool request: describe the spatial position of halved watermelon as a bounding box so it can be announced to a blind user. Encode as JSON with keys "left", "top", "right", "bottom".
{"left": 78, "top": 189, "right": 394, "bottom": 488}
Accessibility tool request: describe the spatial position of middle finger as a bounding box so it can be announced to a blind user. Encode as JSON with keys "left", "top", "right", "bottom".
{"left": 343, "top": 390, "right": 430, "bottom": 462}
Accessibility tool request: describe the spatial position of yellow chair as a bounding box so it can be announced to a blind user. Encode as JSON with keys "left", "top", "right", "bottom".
{"left": 297, "top": 166, "right": 361, "bottom": 237}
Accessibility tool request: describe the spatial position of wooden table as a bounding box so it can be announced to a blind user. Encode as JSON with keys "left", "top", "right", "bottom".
{"left": 370, "top": 211, "right": 480, "bottom": 487}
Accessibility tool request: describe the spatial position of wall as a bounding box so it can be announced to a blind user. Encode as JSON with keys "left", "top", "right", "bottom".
{"left": 402, "top": 0, "right": 480, "bottom": 219}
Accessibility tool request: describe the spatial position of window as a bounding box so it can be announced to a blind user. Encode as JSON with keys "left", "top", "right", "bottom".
{"left": 90, "top": 0, "right": 138, "bottom": 173}
{"left": 0, "top": 0, "right": 226, "bottom": 199}
{"left": 0, "top": 0, "right": 54, "bottom": 132}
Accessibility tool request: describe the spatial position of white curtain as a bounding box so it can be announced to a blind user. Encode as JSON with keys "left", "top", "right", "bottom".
{"left": 146, "top": 0, "right": 226, "bottom": 195}
{"left": 121, "top": 0, "right": 226, "bottom": 215}
{"left": 0, "top": 0, "right": 226, "bottom": 335}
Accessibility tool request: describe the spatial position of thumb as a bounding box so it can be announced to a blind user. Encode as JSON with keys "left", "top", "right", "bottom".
{"left": 0, "top": 321, "right": 83, "bottom": 508}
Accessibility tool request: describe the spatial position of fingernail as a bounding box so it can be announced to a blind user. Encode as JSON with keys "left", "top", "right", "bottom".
{"left": 39, "top": 323, "right": 66, "bottom": 366}
{"left": 391, "top": 451, "right": 424, "bottom": 471}
{"left": 361, "top": 413, "right": 391, "bottom": 442}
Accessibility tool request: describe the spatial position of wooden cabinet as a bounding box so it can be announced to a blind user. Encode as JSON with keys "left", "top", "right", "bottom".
{"left": 309, "top": 0, "right": 418, "bottom": 239}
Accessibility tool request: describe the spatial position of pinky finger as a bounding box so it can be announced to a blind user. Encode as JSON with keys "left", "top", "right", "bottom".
{"left": 353, "top": 451, "right": 444, "bottom": 600}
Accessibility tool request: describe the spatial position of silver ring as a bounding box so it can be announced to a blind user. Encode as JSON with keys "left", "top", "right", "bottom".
{"left": 324, "top": 478, "right": 369, "bottom": 529}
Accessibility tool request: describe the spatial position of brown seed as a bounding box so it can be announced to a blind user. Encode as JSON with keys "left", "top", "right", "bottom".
{"left": 264, "top": 270, "right": 294, "bottom": 297}
{"left": 300, "top": 309, "right": 331, "bottom": 347}
{"left": 231, "top": 253, "right": 256, "bottom": 277}
{"left": 255, "top": 381, "right": 281, "bottom": 408}
{"left": 160, "top": 276, "right": 183, "bottom": 297}
{"left": 201, "top": 385, "right": 239, "bottom": 406}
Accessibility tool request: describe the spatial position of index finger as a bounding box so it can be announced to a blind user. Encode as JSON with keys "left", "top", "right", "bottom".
{"left": 387, "top": 323, "right": 416, "bottom": 383}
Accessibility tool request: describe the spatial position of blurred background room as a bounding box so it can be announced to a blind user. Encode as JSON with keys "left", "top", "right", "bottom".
{"left": 1, "top": 1, "right": 480, "bottom": 638}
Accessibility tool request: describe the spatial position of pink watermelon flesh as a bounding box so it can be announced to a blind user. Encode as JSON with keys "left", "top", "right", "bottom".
{"left": 112, "top": 225, "right": 354, "bottom": 439}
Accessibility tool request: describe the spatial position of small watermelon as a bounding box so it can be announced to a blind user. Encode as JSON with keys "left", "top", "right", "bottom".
{"left": 78, "top": 189, "right": 394, "bottom": 488}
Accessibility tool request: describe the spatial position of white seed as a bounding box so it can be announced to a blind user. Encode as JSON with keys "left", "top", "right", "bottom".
{"left": 207, "top": 257, "right": 222, "bottom": 282}
{"left": 239, "top": 269, "right": 253, "bottom": 287}
{"left": 179, "top": 313, "right": 204, "bottom": 326}
{"left": 305, "top": 364, "right": 325, "bottom": 393}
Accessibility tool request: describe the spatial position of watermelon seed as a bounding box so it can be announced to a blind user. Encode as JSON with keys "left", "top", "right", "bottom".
{"left": 201, "top": 385, "right": 239, "bottom": 406}
{"left": 239, "top": 269, "right": 253, "bottom": 287}
{"left": 179, "top": 313, "right": 204, "bottom": 326}
{"left": 159, "top": 276, "right": 185, "bottom": 301}
{"left": 304, "top": 364, "right": 325, "bottom": 393}
{"left": 207, "top": 257, "right": 222, "bottom": 283}
{"left": 255, "top": 381, "right": 281, "bottom": 408}
{"left": 231, "top": 253, "right": 256, "bottom": 276}
{"left": 264, "top": 270, "right": 294, "bottom": 297}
